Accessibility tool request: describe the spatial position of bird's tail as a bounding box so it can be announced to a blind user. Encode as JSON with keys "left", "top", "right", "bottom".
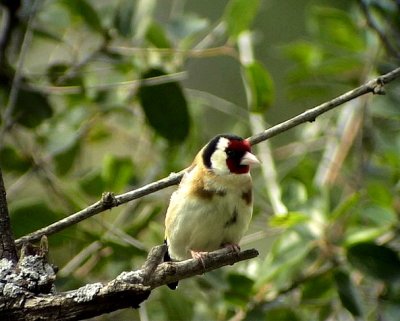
{"left": 164, "top": 240, "right": 179, "bottom": 290}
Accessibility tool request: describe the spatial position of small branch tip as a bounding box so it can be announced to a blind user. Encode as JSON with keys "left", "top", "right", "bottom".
{"left": 373, "top": 77, "right": 386, "bottom": 95}
{"left": 101, "top": 192, "right": 119, "bottom": 209}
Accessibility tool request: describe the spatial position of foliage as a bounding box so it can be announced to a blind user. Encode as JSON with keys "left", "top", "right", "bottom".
{"left": 1, "top": 0, "right": 400, "bottom": 320}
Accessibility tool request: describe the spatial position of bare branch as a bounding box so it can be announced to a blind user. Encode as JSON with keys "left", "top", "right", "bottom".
{"left": 0, "top": 0, "right": 21, "bottom": 66}
{"left": 358, "top": 0, "right": 400, "bottom": 60}
{"left": 14, "top": 66, "right": 400, "bottom": 246}
{"left": 0, "top": 0, "right": 41, "bottom": 148}
{"left": 0, "top": 167, "right": 18, "bottom": 262}
{"left": 0, "top": 246, "right": 258, "bottom": 321}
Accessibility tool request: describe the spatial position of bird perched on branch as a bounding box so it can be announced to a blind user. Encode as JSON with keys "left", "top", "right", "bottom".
{"left": 164, "top": 134, "right": 260, "bottom": 289}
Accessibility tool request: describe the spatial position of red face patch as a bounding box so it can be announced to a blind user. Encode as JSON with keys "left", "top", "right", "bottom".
{"left": 225, "top": 139, "right": 251, "bottom": 174}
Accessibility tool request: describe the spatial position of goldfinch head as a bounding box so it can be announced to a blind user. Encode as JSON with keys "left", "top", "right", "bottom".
{"left": 201, "top": 134, "right": 260, "bottom": 175}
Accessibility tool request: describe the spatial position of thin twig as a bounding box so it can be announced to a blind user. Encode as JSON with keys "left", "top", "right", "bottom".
{"left": 0, "top": 0, "right": 20, "bottom": 65}
{"left": 0, "top": 0, "right": 41, "bottom": 148}
{"left": 248, "top": 67, "right": 399, "bottom": 145}
{"left": 14, "top": 66, "right": 400, "bottom": 247}
{"left": 358, "top": 0, "right": 400, "bottom": 60}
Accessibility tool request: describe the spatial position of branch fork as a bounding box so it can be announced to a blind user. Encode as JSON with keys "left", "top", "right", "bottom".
{"left": 0, "top": 243, "right": 259, "bottom": 321}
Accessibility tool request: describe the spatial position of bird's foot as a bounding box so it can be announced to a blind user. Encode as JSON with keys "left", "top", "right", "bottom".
{"left": 190, "top": 250, "right": 208, "bottom": 268}
{"left": 222, "top": 243, "right": 241, "bottom": 253}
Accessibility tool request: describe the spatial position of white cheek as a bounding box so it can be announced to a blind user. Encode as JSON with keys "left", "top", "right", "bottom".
{"left": 210, "top": 149, "right": 229, "bottom": 175}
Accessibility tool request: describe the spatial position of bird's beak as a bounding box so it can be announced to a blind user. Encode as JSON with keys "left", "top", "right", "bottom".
{"left": 240, "top": 152, "right": 260, "bottom": 166}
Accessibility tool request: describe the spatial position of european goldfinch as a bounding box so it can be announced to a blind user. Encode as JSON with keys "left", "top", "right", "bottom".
{"left": 164, "top": 134, "right": 259, "bottom": 288}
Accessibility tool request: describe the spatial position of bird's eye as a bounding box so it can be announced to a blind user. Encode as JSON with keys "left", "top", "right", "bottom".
{"left": 226, "top": 149, "right": 238, "bottom": 157}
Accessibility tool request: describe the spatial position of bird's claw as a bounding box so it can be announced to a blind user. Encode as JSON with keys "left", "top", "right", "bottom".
{"left": 190, "top": 250, "right": 208, "bottom": 268}
{"left": 222, "top": 243, "right": 241, "bottom": 253}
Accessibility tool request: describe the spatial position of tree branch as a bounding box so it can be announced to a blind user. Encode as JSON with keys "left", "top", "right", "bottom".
{"left": 0, "top": 0, "right": 21, "bottom": 66}
{"left": 0, "top": 167, "right": 18, "bottom": 262}
{"left": 358, "top": 0, "right": 400, "bottom": 60}
{"left": 0, "top": 245, "right": 259, "bottom": 321}
{"left": 14, "top": 66, "right": 400, "bottom": 247}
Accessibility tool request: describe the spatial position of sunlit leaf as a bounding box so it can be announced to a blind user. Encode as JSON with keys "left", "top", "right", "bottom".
{"left": 309, "top": 7, "right": 365, "bottom": 52}
{"left": 60, "top": 0, "right": 103, "bottom": 34}
{"left": 269, "top": 212, "right": 309, "bottom": 228}
{"left": 347, "top": 242, "right": 400, "bottom": 282}
{"left": 344, "top": 226, "right": 390, "bottom": 247}
{"left": 283, "top": 41, "right": 323, "bottom": 69}
{"left": 146, "top": 22, "right": 172, "bottom": 48}
{"left": 257, "top": 230, "right": 315, "bottom": 288}
{"left": 330, "top": 192, "right": 360, "bottom": 221}
{"left": 243, "top": 61, "right": 274, "bottom": 113}
{"left": 334, "top": 269, "right": 363, "bottom": 317}
{"left": 138, "top": 68, "right": 190, "bottom": 142}
{"left": 224, "top": 0, "right": 260, "bottom": 39}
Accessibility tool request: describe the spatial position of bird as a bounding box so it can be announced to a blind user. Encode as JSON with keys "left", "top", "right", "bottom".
{"left": 164, "top": 134, "right": 260, "bottom": 289}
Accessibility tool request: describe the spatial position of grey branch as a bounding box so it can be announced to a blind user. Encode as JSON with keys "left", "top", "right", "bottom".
{"left": 14, "top": 66, "right": 400, "bottom": 247}
{"left": 0, "top": 167, "right": 18, "bottom": 262}
{"left": 0, "top": 245, "right": 258, "bottom": 321}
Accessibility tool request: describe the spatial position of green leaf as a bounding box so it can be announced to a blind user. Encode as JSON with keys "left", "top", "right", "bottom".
{"left": 257, "top": 230, "right": 314, "bottom": 288}
{"left": 362, "top": 204, "right": 397, "bottom": 226}
{"left": 33, "top": 27, "right": 62, "bottom": 43}
{"left": 79, "top": 171, "right": 106, "bottom": 197}
{"left": 309, "top": 7, "right": 365, "bottom": 52}
{"left": 283, "top": 41, "right": 323, "bottom": 69}
{"left": 344, "top": 226, "right": 390, "bottom": 247}
{"left": 269, "top": 212, "right": 309, "bottom": 228}
{"left": 138, "top": 68, "right": 190, "bottom": 142}
{"left": 10, "top": 200, "right": 61, "bottom": 238}
{"left": 146, "top": 22, "right": 172, "bottom": 48}
{"left": 0, "top": 146, "right": 31, "bottom": 173}
{"left": 330, "top": 192, "right": 360, "bottom": 221}
{"left": 102, "top": 154, "right": 135, "bottom": 193}
{"left": 60, "top": 0, "right": 103, "bottom": 34}
{"left": 347, "top": 242, "right": 400, "bottom": 282}
{"left": 264, "top": 306, "right": 301, "bottom": 321}
{"left": 224, "top": 0, "right": 260, "bottom": 39}
{"left": 114, "top": 0, "right": 135, "bottom": 37}
{"left": 334, "top": 269, "right": 363, "bottom": 317}
{"left": 54, "top": 139, "right": 81, "bottom": 176}
{"left": 225, "top": 273, "right": 254, "bottom": 306}
{"left": 243, "top": 61, "right": 274, "bottom": 113}
{"left": 301, "top": 272, "right": 334, "bottom": 301}
{"left": 14, "top": 87, "right": 53, "bottom": 128}
{"left": 160, "top": 287, "right": 194, "bottom": 321}
{"left": 47, "top": 63, "right": 84, "bottom": 87}
{"left": 282, "top": 179, "right": 308, "bottom": 209}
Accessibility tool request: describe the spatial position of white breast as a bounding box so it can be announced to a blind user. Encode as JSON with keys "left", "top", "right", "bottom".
{"left": 165, "top": 170, "right": 253, "bottom": 260}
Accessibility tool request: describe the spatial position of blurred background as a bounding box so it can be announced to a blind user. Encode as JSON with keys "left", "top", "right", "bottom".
{"left": 1, "top": 0, "right": 400, "bottom": 320}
